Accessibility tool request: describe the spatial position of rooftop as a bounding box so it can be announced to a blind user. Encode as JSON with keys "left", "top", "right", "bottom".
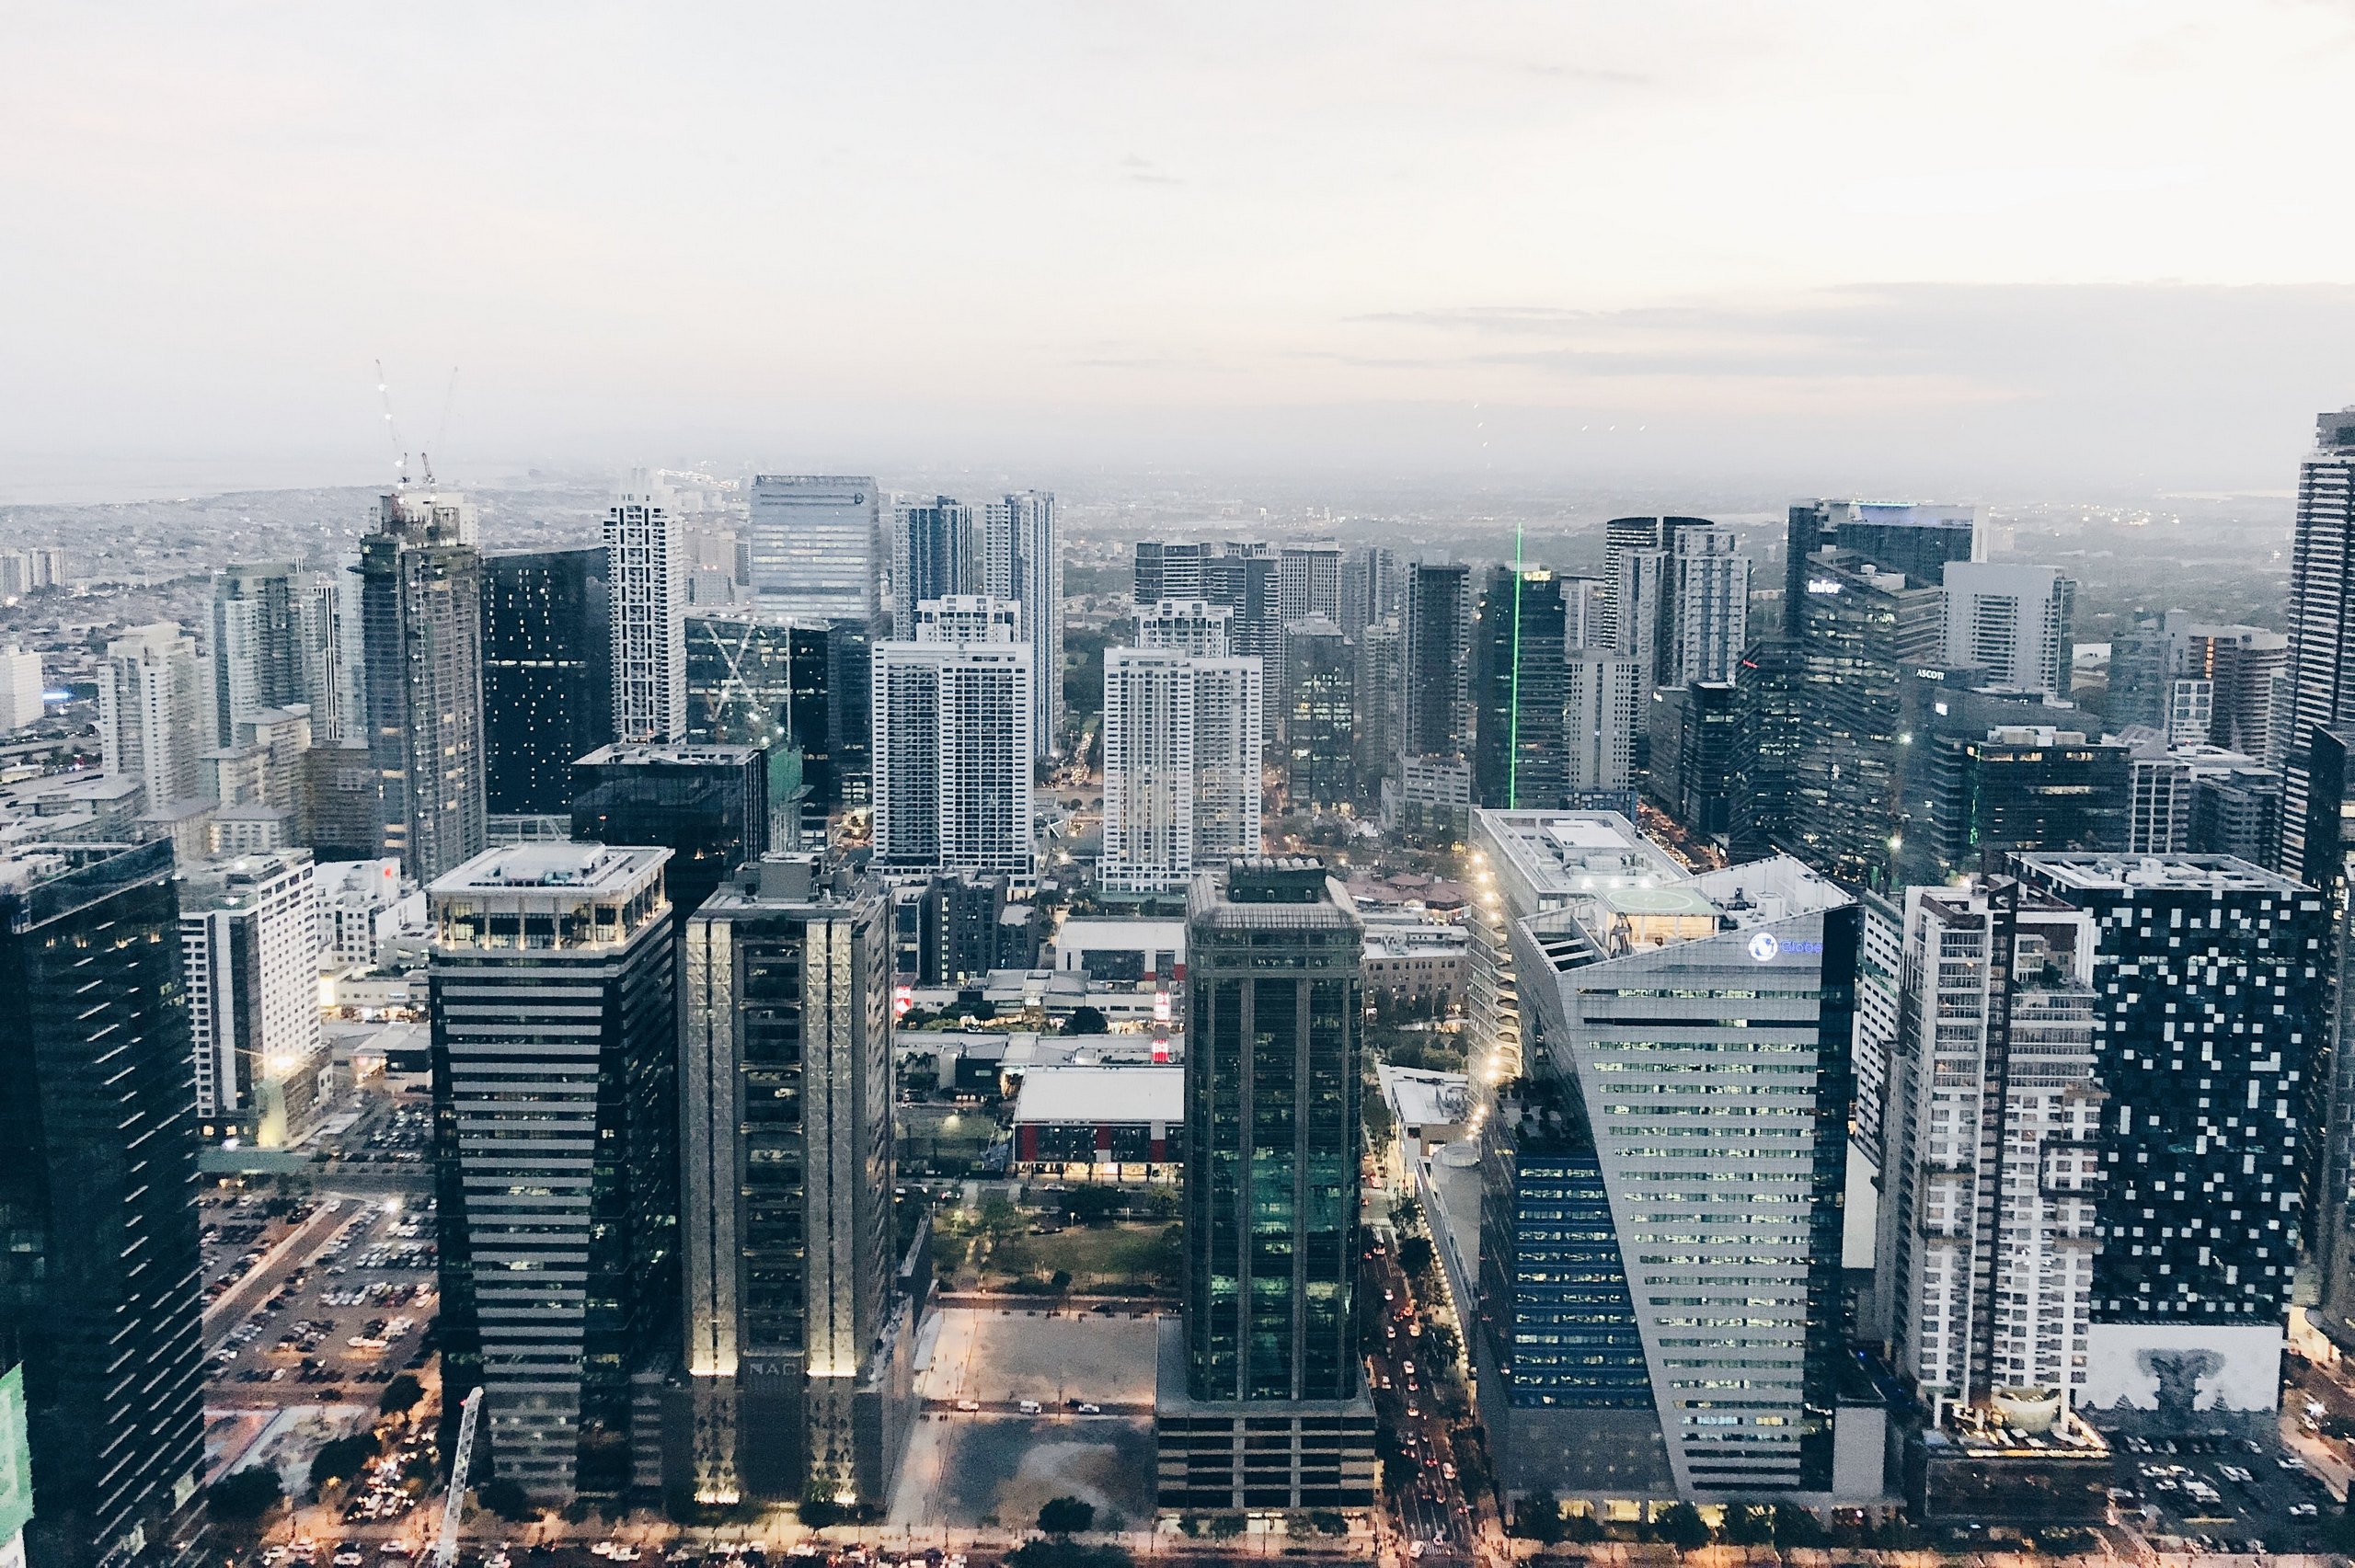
{"left": 575, "top": 742, "right": 764, "bottom": 768}
{"left": 430, "top": 842, "right": 670, "bottom": 895}
{"left": 1377, "top": 1063, "right": 1470, "bottom": 1131}
{"left": 2014, "top": 853, "right": 2306, "bottom": 896}
{"left": 1011, "top": 1064, "right": 1183, "bottom": 1127}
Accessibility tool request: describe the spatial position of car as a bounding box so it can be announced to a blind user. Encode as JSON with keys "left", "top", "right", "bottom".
{"left": 334, "top": 1552, "right": 364, "bottom": 1568}
{"left": 2292, "top": 1505, "right": 2320, "bottom": 1519}
{"left": 1402, "top": 1360, "right": 1416, "bottom": 1377}
{"left": 1407, "top": 1403, "right": 1420, "bottom": 1419}
{"left": 954, "top": 1399, "right": 980, "bottom": 1413}
{"left": 1017, "top": 1399, "right": 1042, "bottom": 1414}
{"left": 1384, "top": 1289, "right": 1396, "bottom": 1302}
{"left": 1386, "top": 1326, "right": 1397, "bottom": 1340}
{"left": 1442, "top": 1461, "right": 1457, "bottom": 1480}
{"left": 1076, "top": 1402, "right": 1101, "bottom": 1414}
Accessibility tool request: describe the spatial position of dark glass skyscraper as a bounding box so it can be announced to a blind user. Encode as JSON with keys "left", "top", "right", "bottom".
{"left": 1401, "top": 560, "right": 1475, "bottom": 763}
{"left": 684, "top": 616, "right": 868, "bottom": 814}
{"left": 482, "top": 547, "right": 614, "bottom": 816}
{"left": 1784, "top": 499, "right": 1975, "bottom": 635}
{"left": 1156, "top": 860, "right": 1374, "bottom": 1510}
{"left": 1472, "top": 567, "right": 1569, "bottom": 810}
{"left": 362, "top": 487, "right": 487, "bottom": 880}
{"left": 571, "top": 743, "right": 777, "bottom": 921}
{"left": 1280, "top": 617, "right": 1354, "bottom": 809}
{"left": 0, "top": 841, "right": 206, "bottom": 1568}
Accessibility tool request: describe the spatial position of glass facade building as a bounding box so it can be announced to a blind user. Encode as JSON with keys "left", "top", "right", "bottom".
{"left": 482, "top": 547, "right": 614, "bottom": 816}
{"left": 571, "top": 743, "right": 778, "bottom": 922}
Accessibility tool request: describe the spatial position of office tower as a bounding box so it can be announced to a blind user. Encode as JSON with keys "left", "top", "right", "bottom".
{"left": 362, "top": 486, "right": 487, "bottom": 882}
{"left": 1339, "top": 544, "right": 1397, "bottom": 637}
{"left": 686, "top": 615, "right": 868, "bottom": 817}
{"left": 2193, "top": 627, "right": 2292, "bottom": 761}
{"left": 2009, "top": 853, "right": 2326, "bottom": 1425}
{"left": 747, "top": 475, "right": 882, "bottom": 624}
{"left": 1470, "top": 810, "right": 1868, "bottom": 1506}
{"left": 2285, "top": 409, "right": 2355, "bottom": 873}
{"left": 1786, "top": 500, "right": 1977, "bottom": 635}
{"left": 1880, "top": 880, "right": 2101, "bottom": 1420}
{"left": 1732, "top": 639, "right": 1806, "bottom": 857}
{"left": 1787, "top": 554, "right": 1947, "bottom": 889}
{"left": 430, "top": 844, "right": 679, "bottom": 1501}
{"left": 1138, "top": 598, "right": 1235, "bottom": 657}
{"left": 1200, "top": 548, "right": 1281, "bottom": 665}
{"left": 1897, "top": 725, "right": 2132, "bottom": 886}
{"left": 871, "top": 598, "right": 1034, "bottom": 881}
{"left": 682, "top": 854, "right": 910, "bottom": 1508}
{"left": 180, "top": 848, "right": 326, "bottom": 1149}
{"left": 1471, "top": 567, "right": 1568, "bottom": 810}
{"left": 1276, "top": 541, "right": 1344, "bottom": 626}
{"left": 891, "top": 496, "right": 976, "bottom": 627}
{"left": 481, "top": 548, "right": 615, "bottom": 818}
{"left": 100, "top": 623, "right": 209, "bottom": 818}
{"left": 1155, "top": 859, "right": 1376, "bottom": 1510}
{"left": 0, "top": 841, "right": 206, "bottom": 1568}
{"left": 2306, "top": 730, "right": 2355, "bottom": 1356}
{"left": 1664, "top": 524, "right": 1752, "bottom": 687}
{"left": 1644, "top": 679, "right": 1740, "bottom": 841}
{"left": 571, "top": 743, "right": 776, "bottom": 921}
{"left": 606, "top": 486, "right": 688, "bottom": 744}
{"left": 1940, "top": 563, "right": 2074, "bottom": 698}
{"left": 982, "top": 492, "right": 1063, "bottom": 758}
{"left": 1102, "top": 633, "right": 1265, "bottom": 891}
{"left": 212, "top": 562, "right": 306, "bottom": 745}
{"left": 0, "top": 643, "right": 43, "bottom": 730}
{"left": 1401, "top": 561, "right": 1476, "bottom": 761}
{"left": 1563, "top": 651, "right": 1640, "bottom": 801}
{"left": 1280, "top": 616, "right": 1354, "bottom": 809}
{"left": 1353, "top": 616, "right": 1404, "bottom": 788}
{"left": 1133, "top": 541, "right": 1206, "bottom": 604}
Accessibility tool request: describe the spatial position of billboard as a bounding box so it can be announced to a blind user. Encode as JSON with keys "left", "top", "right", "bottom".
{"left": 2082, "top": 1322, "right": 2283, "bottom": 1414}
{"left": 0, "top": 1364, "right": 31, "bottom": 1554}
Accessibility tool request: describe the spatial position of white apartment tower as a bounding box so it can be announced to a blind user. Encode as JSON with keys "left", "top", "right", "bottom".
{"left": 1101, "top": 609, "right": 1264, "bottom": 892}
{"left": 180, "top": 849, "right": 327, "bottom": 1149}
{"left": 101, "top": 622, "right": 210, "bottom": 814}
{"left": 1668, "top": 525, "right": 1752, "bottom": 685}
{"left": 606, "top": 482, "right": 688, "bottom": 742}
{"left": 982, "top": 491, "right": 1063, "bottom": 758}
{"left": 1563, "top": 651, "right": 1640, "bottom": 793}
{"left": 2280, "top": 408, "right": 2355, "bottom": 873}
{"left": 0, "top": 644, "right": 42, "bottom": 731}
{"left": 1941, "top": 562, "right": 2074, "bottom": 698}
{"left": 1880, "top": 879, "right": 2101, "bottom": 1416}
{"left": 871, "top": 597, "right": 1035, "bottom": 881}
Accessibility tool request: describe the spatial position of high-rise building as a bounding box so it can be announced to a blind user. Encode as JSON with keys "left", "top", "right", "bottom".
{"left": 0, "top": 840, "right": 206, "bottom": 1568}
{"left": 482, "top": 548, "right": 614, "bottom": 817}
{"left": 100, "top": 623, "right": 209, "bottom": 817}
{"left": 2009, "top": 853, "right": 2327, "bottom": 1427}
{"left": 747, "top": 475, "right": 882, "bottom": 624}
{"left": 1940, "top": 562, "right": 2074, "bottom": 698}
{"left": 1785, "top": 500, "right": 1977, "bottom": 635}
{"left": 1339, "top": 544, "right": 1398, "bottom": 638}
{"left": 1602, "top": 515, "right": 1704, "bottom": 654}
{"left": 1643, "top": 681, "right": 1740, "bottom": 841}
{"left": 1401, "top": 561, "right": 1476, "bottom": 762}
{"left": 1471, "top": 811, "right": 1870, "bottom": 1506}
{"left": 0, "top": 643, "right": 44, "bottom": 731}
{"left": 871, "top": 598, "right": 1034, "bottom": 881}
{"left": 1605, "top": 518, "right": 1750, "bottom": 692}
{"left": 982, "top": 492, "right": 1063, "bottom": 758}
{"left": 1155, "top": 859, "right": 1376, "bottom": 1510}
{"left": 1276, "top": 541, "right": 1344, "bottom": 626}
{"left": 0, "top": 544, "right": 64, "bottom": 599}
{"left": 1472, "top": 567, "right": 1568, "bottom": 810}
{"left": 681, "top": 854, "right": 910, "bottom": 1509}
{"left": 1280, "top": 616, "right": 1354, "bottom": 809}
{"left": 606, "top": 486, "right": 687, "bottom": 744}
{"left": 1880, "top": 879, "right": 2101, "bottom": 1420}
{"left": 293, "top": 565, "right": 353, "bottom": 744}
{"left": 1787, "top": 554, "right": 1947, "bottom": 889}
{"left": 891, "top": 496, "right": 976, "bottom": 628}
{"left": 2285, "top": 409, "right": 2355, "bottom": 874}
{"left": 571, "top": 743, "right": 776, "bottom": 921}
{"left": 1102, "top": 628, "right": 1265, "bottom": 891}
{"left": 180, "top": 848, "right": 326, "bottom": 1149}
{"left": 1133, "top": 541, "right": 1206, "bottom": 604}
{"left": 1353, "top": 616, "right": 1404, "bottom": 789}
{"left": 685, "top": 615, "right": 867, "bottom": 816}
{"left": 1731, "top": 638, "right": 1807, "bottom": 858}
{"left": 429, "top": 844, "right": 679, "bottom": 1501}
{"left": 1563, "top": 651, "right": 1640, "bottom": 800}
{"left": 212, "top": 562, "right": 306, "bottom": 746}
{"left": 1200, "top": 548, "right": 1281, "bottom": 665}
{"left": 1897, "top": 725, "right": 2132, "bottom": 887}
{"left": 362, "top": 486, "right": 487, "bottom": 882}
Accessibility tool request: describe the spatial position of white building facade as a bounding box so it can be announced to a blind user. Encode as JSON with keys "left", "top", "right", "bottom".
{"left": 180, "top": 849, "right": 327, "bottom": 1148}
{"left": 747, "top": 475, "right": 882, "bottom": 624}
{"left": 605, "top": 486, "right": 688, "bottom": 742}
{"left": 1941, "top": 562, "right": 2075, "bottom": 698}
{"left": 871, "top": 598, "right": 1035, "bottom": 882}
{"left": 101, "top": 622, "right": 210, "bottom": 814}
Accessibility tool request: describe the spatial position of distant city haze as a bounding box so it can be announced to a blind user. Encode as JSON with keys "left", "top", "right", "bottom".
{"left": 8, "top": 3, "right": 2355, "bottom": 498}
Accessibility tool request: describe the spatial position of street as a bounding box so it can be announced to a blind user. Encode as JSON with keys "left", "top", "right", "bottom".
{"left": 1363, "top": 1242, "right": 1480, "bottom": 1562}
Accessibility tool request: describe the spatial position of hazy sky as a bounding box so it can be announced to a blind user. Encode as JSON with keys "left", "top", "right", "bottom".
{"left": 9, "top": 2, "right": 2355, "bottom": 499}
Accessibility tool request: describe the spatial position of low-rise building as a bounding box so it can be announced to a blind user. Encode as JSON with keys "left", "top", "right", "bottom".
{"left": 1360, "top": 923, "right": 1467, "bottom": 1011}
{"left": 1011, "top": 1063, "right": 1185, "bottom": 1182}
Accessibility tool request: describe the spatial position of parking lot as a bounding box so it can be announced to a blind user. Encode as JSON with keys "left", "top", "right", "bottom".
{"left": 2106, "top": 1428, "right": 2336, "bottom": 1553}
{"left": 208, "top": 1192, "right": 439, "bottom": 1410}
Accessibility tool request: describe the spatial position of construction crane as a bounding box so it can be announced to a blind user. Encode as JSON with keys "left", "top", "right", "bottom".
{"left": 433, "top": 1386, "right": 485, "bottom": 1568}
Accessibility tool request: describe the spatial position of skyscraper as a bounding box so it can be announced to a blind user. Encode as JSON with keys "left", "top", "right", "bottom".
{"left": 1401, "top": 561, "right": 1476, "bottom": 761}
{"left": 685, "top": 615, "right": 869, "bottom": 817}
{"left": 1562, "top": 650, "right": 1640, "bottom": 800}
{"left": 1276, "top": 541, "right": 1344, "bottom": 625}
{"left": 100, "top": 623, "right": 208, "bottom": 816}
{"left": 1102, "top": 619, "right": 1266, "bottom": 892}
{"left": 1133, "top": 541, "right": 1206, "bottom": 605}
{"left": 482, "top": 548, "right": 614, "bottom": 817}
{"left": 1280, "top": 616, "right": 1354, "bottom": 809}
{"left": 571, "top": 743, "right": 777, "bottom": 921}
{"left": 2280, "top": 408, "right": 2355, "bottom": 873}
{"left": 982, "top": 492, "right": 1063, "bottom": 757}
{"left": 1472, "top": 567, "right": 1568, "bottom": 810}
{"left": 0, "top": 840, "right": 206, "bottom": 1568}
{"left": 1897, "top": 724, "right": 2133, "bottom": 887}
{"left": 891, "top": 496, "right": 976, "bottom": 629}
{"left": 2009, "top": 853, "right": 2327, "bottom": 1428}
{"left": 1603, "top": 517, "right": 1749, "bottom": 692}
{"left": 606, "top": 486, "right": 687, "bottom": 745}
{"left": 361, "top": 486, "right": 487, "bottom": 881}
{"left": 180, "top": 848, "right": 327, "bottom": 1150}
{"left": 0, "top": 643, "right": 44, "bottom": 731}
{"left": 430, "top": 844, "right": 679, "bottom": 1501}
{"left": 1785, "top": 500, "right": 1977, "bottom": 635}
{"left": 1155, "top": 859, "right": 1375, "bottom": 1510}
{"left": 871, "top": 597, "right": 1034, "bottom": 881}
{"left": 1940, "top": 562, "right": 2074, "bottom": 698}
{"left": 747, "top": 475, "right": 882, "bottom": 624}
{"left": 682, "top": 854, "right": 908, "bottom": 1508}
{"left": 212, "top": 562, "right": 305, "bottom": 746}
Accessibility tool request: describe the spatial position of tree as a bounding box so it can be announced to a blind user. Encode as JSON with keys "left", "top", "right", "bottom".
{"left": 1063, "top": 1186, "right": 1123, "bottom": 1226}
{"left": 1039, "top": 1495, "right": 1097, "bottom": 1534}
{"left": 307, "top": 1434, "right": 378, "bottom": 1494}
{"left": 1396, "top": 1235, "right": 1435, "bottom": 1280}
{"left": 1655, "top": 1503, "right": 1712, "bottom": 1551}
{"left": 1062, "top": 1006, "right": 1109, "bottom": 1036}
{"left": 1511, "top": 1491, "right": 1564, "bottom": 1544}
{"left": 1770, "top": 1505, "right": 1825, "bottom": 1548}
{"left": 378, "top": 1372, "right": 425, "bottom": 1417}
{"left": 478, "top": 1477, "right": 536, "bottom": 1521}
{"left": 207, "top": 1468, "right": 282, "bottom": 1522}
{"left": 1721, "top": 1505, "right": 1774, "bottom": 1546}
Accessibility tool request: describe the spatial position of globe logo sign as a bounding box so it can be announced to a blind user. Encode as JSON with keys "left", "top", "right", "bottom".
{"left": 1747, "top": 931, "right": 1780, "bottom": 963}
